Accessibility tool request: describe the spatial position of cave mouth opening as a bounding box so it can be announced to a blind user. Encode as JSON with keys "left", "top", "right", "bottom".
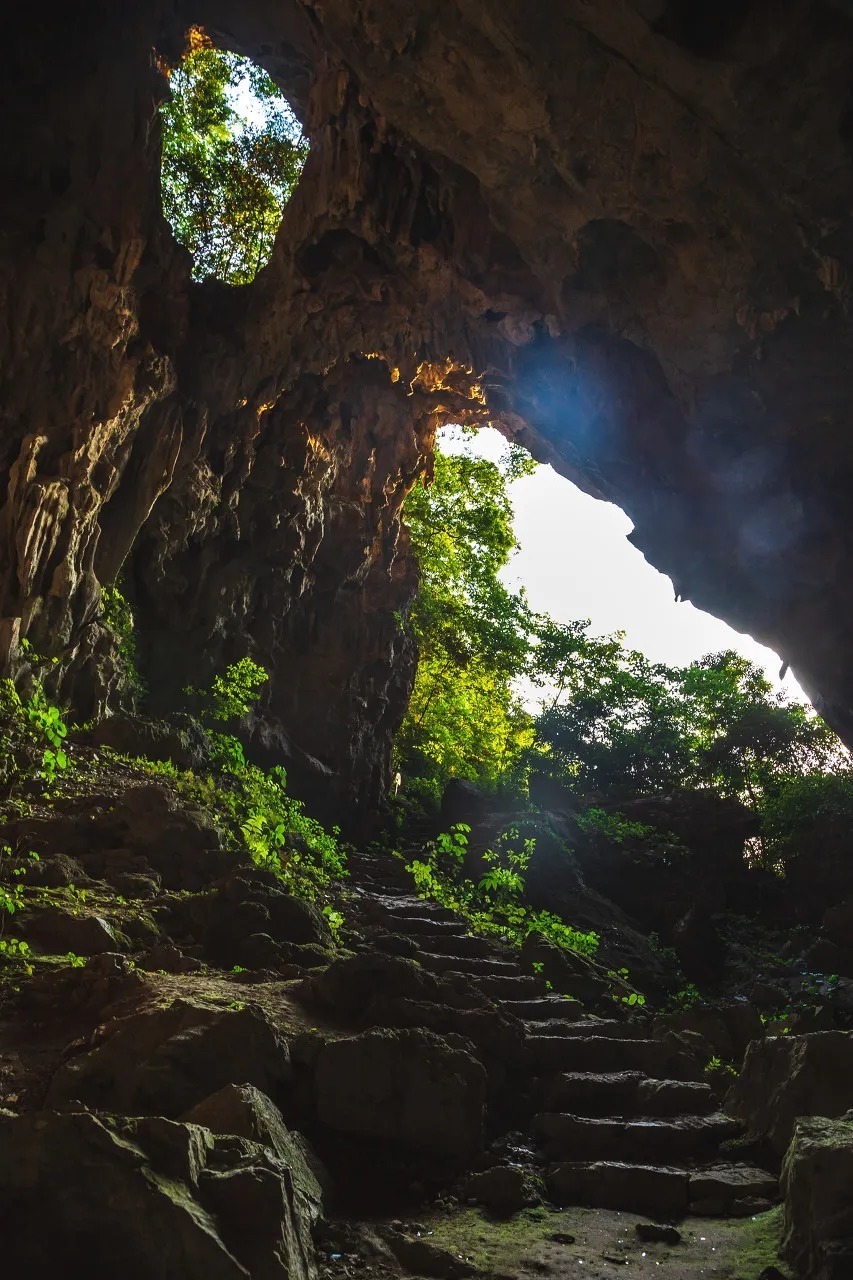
{"left": 435, "top": 423, "right": 805, "bottom": 705}
{"left": 159, "top": 25, "right": 309, "bottom": 286}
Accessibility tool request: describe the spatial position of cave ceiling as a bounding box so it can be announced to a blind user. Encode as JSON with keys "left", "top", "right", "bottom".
{"left": 3, "top": 0, "right": 853, "bottom": 809}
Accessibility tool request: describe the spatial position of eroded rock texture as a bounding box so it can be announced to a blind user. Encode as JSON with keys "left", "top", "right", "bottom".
{"left": 5, "top": 1, "right": 853, "bottom": 809}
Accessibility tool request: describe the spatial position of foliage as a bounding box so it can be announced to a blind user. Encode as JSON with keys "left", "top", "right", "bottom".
{"left": 0, "top": 678, "right": 70, "bottom": 792}
{"left": 191, "top": 656, "right": 270, "bottom": 724}
{"left": 406, "top": 823, "right": 599, "bottom": 959}
{"left": 101, "top": 583, "right": 144, "bottom": 700}
{"left": 144, "top": 660, "right": 346, "bottom": 900}
{"left": 532, "top": 640, "right": 842, "bottom": 804}
{"left": 160, "top": 28, "right": 309, "bottom": 284}
{"left": 0, "top": 845, "right": 37, "bottom": 969}
{"left": 756, "top": 770, "right": 853, "bottom": 876}
{"left": 575, "top": 807, "right": 660, "bottom": 844}
{"left": 396, "top": 444, "right": 537, "bottom": 797}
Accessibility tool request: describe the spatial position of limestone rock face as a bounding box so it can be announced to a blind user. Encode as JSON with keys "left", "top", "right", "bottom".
{"left": 7, "top": 3, "right": 853, "bottom": 809}
{"left": 315, "top": 1027, "right": 487, "bottom": 1158}
{"left": 782, "top": 1116, "right": 853, "bottom": 1280}
{"left": 46, "top": 998, "right": 292, "bottom": 1118}
{"left": 727, "top": 1031, "right": 853, "bottom": 1154}
{"left": 0, "top": 1108, "right": 318, "bottom": 1280}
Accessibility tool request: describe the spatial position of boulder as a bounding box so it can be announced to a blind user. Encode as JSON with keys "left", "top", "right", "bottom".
{"left": 660, "top": 1002, "right": 764, "bottom": 1065}
{"left": 183, "top": 1083, "right": 327, "bottom": 1219}
{"left": 138, "top": 942, "right": 203, "bottom": 974}
{"left": 824, "top": 898, "right": 853, "bottom": 948}
{"left": 782, "top": 1116, "right": 853, "bottom": 1280}
{"left": 387, "top": 1236, "right": 477, "bottom": 1278}
{"left": 46, "top": 997, "right": 291, "bottom": 1117}
{"left": 90, "top": 712, "right": 212, "bottom": 770}
{"left": 460, "top": 1165, "right": 539, "bottom": 1217}
{"left": 440, "top": 780, "right": 496, "bottom": 829}
{"left": 727, "top": 1032, "right": 853, "bottom": 1154}
{"left": 18, "top": 907, "right": 123, "bottom": 956}
{"left": 2, "top": 781, "right": 236, "bottom": 893}
{"left": 315, "top": 1028, "right": 487, "bottom": 1159}
{"left": 672, "top": 907, "right": 726, "bottom": 985}
{"left": 0, "top": 1108, "right": 316, "bottom": 1280}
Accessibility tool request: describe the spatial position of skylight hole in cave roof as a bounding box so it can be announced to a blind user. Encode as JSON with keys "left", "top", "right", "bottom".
{"left": 159, "top": 25, "right": 309, "bottom": 286}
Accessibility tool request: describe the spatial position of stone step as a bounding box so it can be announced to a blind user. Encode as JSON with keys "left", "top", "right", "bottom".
{"left": 527, "top": 1035, "right": 671, "bottom": 1074}
{"left": 549, "top": 1159, "right": 777, "bottom": 1218}
{"left": 418, "top": 952, "right": 522, "bottom": 977}
{"left": 535, "top": 1111, "right": 740, "bottom": 1161}
{"left": 415, "top": 933, "right": 499, "bottom": 959}
{"left": 545, "top": 1072, "right": 716, "bottom": 1118}
{"left": 383, "top": 916, "right": 467, "bottom": 936}
{"left": 502, "top": 997, "right": 587, "bottom": 1022}
{"left": 474, "top": 973, "right": 547, "bottom": 999}
{"left": 533, "top": 1019, "right": 649, "bottom": 1040}
{"left": 379, "top": 900, "right": 458, "bottom": 922}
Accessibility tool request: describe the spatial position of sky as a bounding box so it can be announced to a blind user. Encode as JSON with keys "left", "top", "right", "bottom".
{"left": 439, "top": 425, "right": 807, "bottom": 703}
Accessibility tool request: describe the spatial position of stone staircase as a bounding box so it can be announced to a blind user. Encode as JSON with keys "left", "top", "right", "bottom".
{"left": 347, "top": 849, "right": 778, "bottom": 1220}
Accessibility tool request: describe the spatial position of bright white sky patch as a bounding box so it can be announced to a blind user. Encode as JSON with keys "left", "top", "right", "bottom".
{"left": 440, "top": 424, "right": 807, "bottom": 703}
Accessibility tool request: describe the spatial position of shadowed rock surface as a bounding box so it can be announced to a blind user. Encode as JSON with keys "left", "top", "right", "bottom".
{"left": 6, "top": 3, "right": 853, "bottom": 814}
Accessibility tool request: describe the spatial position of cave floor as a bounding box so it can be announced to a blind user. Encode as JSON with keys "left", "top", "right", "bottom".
{"left": 319, "top": 1204, "right": 787, "bottom": 1280}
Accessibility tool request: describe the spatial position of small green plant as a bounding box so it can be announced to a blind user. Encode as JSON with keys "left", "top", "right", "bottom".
{"left": 136, "top": 659, "right": 348, "bottom": 905}
{"left": 575, "top": 807, "right": 661, "bottom": 845}
{"left": 621, "top": 991, "right": 646, "bottom": 1007}
{"left": 673, "top": 982, "right": 703, "bottom": 1010}
{"left": 23, "top": 684, "right": 69, "bottom": 783}
{"left": 65, "top": 952, "right": 86, "bottom": 968}
{"left": 407, "top": 823, "right": 598, "bottom": 960}
{"left": 704, "top": 1055, "right": 739, "bottom": 1082}
{"left": 101, "top": 583, "right": 145, "bottom": 699}
{"left": 189, "top": 656, "right": 270, "bottom": 723}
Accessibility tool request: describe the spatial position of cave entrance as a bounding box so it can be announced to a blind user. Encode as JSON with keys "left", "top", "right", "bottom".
{"left": 159, "top": 26, "right": 308, "bottom": 285}
{"left": 394, "top": 420, "right": 838, "bottom": 810}
{"left": 438, "top": 424, "right": 806, "bottom": 704}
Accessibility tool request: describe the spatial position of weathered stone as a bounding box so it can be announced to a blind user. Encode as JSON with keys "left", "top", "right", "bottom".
{"left": 312, "top": 953, "right": 485, "bottom": 1015}
{"left": 460, "top": 1166, "right": 539, "bottom": 1217}
{"left": 782, "top": 1116, "right": 853, "bottom": 1280}
{"left": 139, "top": 942, "right": 203, "bottom": 974}
{"left": 688, "top": 1164, "right": 777, "bottom": 1216}
{"left": 182, "top": 1083, "right": 326, "bottom": 1222}
{"left": 549, "top": 1160, "right": 689, "bottom": 1217}
{"left": 0, "top": 1108, "right": 316, "bottom": 1280}
{"left": 19, "top": 907, "right": 122, "bottom": 956}
{"left": 364, "top": 995, "right": 524, "bottom": 1064}
{"left": 635, "top": 1223, "right": 681, "bottom": 1245}
{"left": 388, "top": 1236, "right": 477, "bottom": 1279}
{"left": 660, "top": 1002, "right": 764, "bottom": 1065}
{"left": 90, "top": 712, "right": 212, "bottom": 770}
{"left": 315, "top": 1027, "right": 487, "bottom": 1159}
{"left": 519, "top": 932, "right": 608, "bottom": 1003}
{"left": 46, "top": 997, "right": 291, "bottom": 1117}
{"left": 727, "top": 1032, "right": 853, "bottom": 1154}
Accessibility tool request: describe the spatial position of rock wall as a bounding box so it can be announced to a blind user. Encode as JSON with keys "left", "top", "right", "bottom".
{"left": 4, "top": 1, "right": 853, "bottom": 812}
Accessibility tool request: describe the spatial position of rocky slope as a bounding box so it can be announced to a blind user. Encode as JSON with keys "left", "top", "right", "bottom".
{"left": 2, "top": 750, "right": 845, "bottom": 1278}
{"left": 6, "top": 3, "right": 853, "bottom": 813}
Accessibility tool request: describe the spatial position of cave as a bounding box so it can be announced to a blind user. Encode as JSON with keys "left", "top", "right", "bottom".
{"left": 3, "top": 2, "right": 853, "bottom": 1276}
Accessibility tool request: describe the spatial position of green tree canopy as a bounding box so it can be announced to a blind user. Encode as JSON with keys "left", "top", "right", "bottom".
{"left": 531, "top": 632, "right": 843, "bottom": 801}
{"left": 160, "top": 29, "right": 308, "bottom": 284}
{"left": 395, "top": 441, "right": 537, "bottom": 796}
{"left": 397, "top": 432, "right": 844, "bottom": 812}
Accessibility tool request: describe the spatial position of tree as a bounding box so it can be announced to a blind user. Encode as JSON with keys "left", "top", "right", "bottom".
{"left": 160, "top": 28, "right": 308, "bottom": 284}
{"left": 395, "top": 441, "right": 536, "bottom": 797}
{"left": 531, "top": 633, "right": 842, "bottom": 802}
